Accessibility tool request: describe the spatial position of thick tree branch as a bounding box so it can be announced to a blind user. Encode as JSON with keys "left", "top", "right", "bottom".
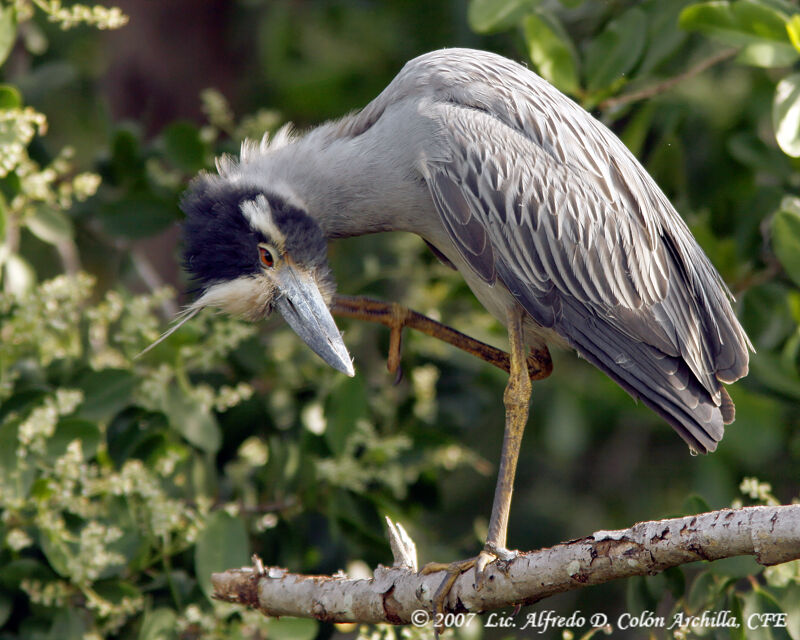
{"left": 212, "top": 505, "right": 800, "bottom": 625}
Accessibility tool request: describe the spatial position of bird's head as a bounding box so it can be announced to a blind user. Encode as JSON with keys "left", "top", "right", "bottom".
{"left": 144, "top": 175, "right": 354, "bottom": 376}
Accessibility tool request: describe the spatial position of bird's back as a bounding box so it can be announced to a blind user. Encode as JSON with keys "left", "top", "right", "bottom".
{"left": 357, "top": 48, "right": 751, "bottom": 452}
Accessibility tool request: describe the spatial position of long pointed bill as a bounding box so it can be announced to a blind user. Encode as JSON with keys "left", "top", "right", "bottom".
{"left": 274, "top": 266, "right": 355, "bottom": 376}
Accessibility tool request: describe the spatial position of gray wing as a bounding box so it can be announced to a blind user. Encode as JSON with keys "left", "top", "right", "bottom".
{"left": 420, "top": 90, "right": 749, "bottom": 454}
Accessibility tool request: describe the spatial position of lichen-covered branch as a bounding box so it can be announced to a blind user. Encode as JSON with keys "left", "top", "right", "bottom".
{"left": 212, "top": 505, "right": 800, "bottom": 625}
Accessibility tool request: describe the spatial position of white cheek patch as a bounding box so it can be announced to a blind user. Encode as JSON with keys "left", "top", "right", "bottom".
{"left": 240, "top": 195, "right": 285, "bottom": 252}
{"left": 196, "top": 276, "right": 275, "bottom": 321}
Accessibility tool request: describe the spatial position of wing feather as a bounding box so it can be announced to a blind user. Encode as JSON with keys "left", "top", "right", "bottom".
{"left": 419, "top": 80, "right": 750, "bottom": 451}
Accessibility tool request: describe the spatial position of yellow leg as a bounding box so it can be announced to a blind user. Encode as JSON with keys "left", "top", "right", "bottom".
{"left": 478, "top": 304, "right": 532, "bottom": 567}
{"left": 421, "top": 305, "right": 542, "bottom": 627}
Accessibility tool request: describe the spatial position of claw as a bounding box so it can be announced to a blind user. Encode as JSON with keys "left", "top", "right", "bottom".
{"left": 419, "top": 545, "right": 518, "bottom": 634}
{"left": 485, "top": 542, "right": 517, "bottom": 562}
{"left": 474, "top": 549, "right": 495, "bottom": 587}
{"left": 420, "top": 557, "right": 477, "bottom": 632}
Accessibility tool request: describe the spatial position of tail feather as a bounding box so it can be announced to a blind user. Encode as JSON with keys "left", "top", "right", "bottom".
{"left": 558, "top": 299, "right": 728, "bottom": 453}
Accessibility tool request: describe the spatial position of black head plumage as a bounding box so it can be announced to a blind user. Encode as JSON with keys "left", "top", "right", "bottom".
{"left": 180, "top": 176, "right": 329, "bottom": 292}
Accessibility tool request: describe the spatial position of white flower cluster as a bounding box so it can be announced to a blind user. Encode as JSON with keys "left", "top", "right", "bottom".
{"left": 19, "top": 578, "right": 71, "bottom": 607}
{"left": 178, "top": 314, "right": 257, "bottom": 370}
{"left": 16, "top": 389, "right": 82, "bottom": 456}
{"left": 739, "top": 476, "right": 779, "bottom": 506}
{"left": 315, "top": 419, "right": 414, "bottom": 498}
{"left": 26, "top": 0, "right": 129, "bottom": 30}
{"left": 111, "top": 460, "right": 202, "bottom": 542}
{"left": 214, "top": 382, "right": 254, "bottom": 412}
{"left": 177, "top": 604, "right": 218, "bottom": 637}
{"left": 0, "top": 107, "right": 47, "bottom": 177}
{"left": 84, "top": 586, "right": 144, "bottom": 634}
{"left": 5, "top": 527, "right": 33, "bottom": 551}
{"left": 68, "top": 521, "right": 126, "bottom": 584}
{"left": 16, "top": 401, "right": 58, "bottom": 456}
{"left": 411, "top": 364, "right": 439, "bottom": 422}
{"left": 200, "top": 87, "right": 280, "bottom": 143}
{"left": 0, "top": 273, "right": 94, "bottom": 364}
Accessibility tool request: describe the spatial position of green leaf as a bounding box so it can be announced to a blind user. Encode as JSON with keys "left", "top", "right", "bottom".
{"left": 741, "top": 283, "right": 796, "bottom": 349}
{"left": 621, "top": 102, "right": 655, "bottom": 157}
{"left": 193, "top": 511, "right": 250, "bottom": 599}
{"left": 325, "top": 374, "right": 368, "bottom": 456}
{"left": 663, "top": 566, "right": 687, "bottom": 599}
{"left": 107, "top": 407, "right": 171, "bottom": 467}
{"left": 711, "top": 555, "right": 763, "bottom": 578}
{"left": 47, "top": 607, "right": 87, "bottom": 640}
{"left": 164, "top": 385, "right": 221, "bottom": 453}
{"left": 687, "top": 570, "right": 719, "bottom": 611}
{"left": 730, "top": 592, "right": 747, "bottom": 640}
{"left": 46, "top": 418, "right": 101, "bottom": 462}
{"left": 787, "top": 14, "right": 800, "bottom": 51}
{"left": 0, "top": 558, "right": 52, "bottom": 588}
{"left": 771, "top": 196, "right": 800, "bottom": 285}
{"left": 626, "top": 575, "right": 659, "bottom": 615}
{"left": 100, "top": 196, "right": 177, "bottom": 239}
{"left": 773, "top": 74, "right": 800, "bottom": 157}
{"left": 523, "top": 11, "right": 580, "bottom": 94}
{"left": 40, "top": 531, "right": 71, "bottom": 578}
{"left": 263, "top": 617, "right": 319, "bottom": 640}
{"left": 0, "top": 590, "right": 11, "bottom": 628}
{"left": 138, "top": 607, "right": 178, "bottom": 640}
{"left": 0, "top": 84, "right": 21, "bottom": 108}
{"left": 682, "top": 493, "right": 712, "bottom": 514}
{"left": 749, "top": 350, "right": 800, "bottom": 400}
{"left": 162, "top": 121, "right": 209, "bottom": 173}
{"left": 75, "top": 368, "right": 136, "bottom": 422}
{"left": 680, "top": 1, "right": 792, "bottom": 47}
{"left": 0, "top": 5, "right": 17, "bottom": 68}
{"left": 3, "top": 253, "right": 35, "bottom": 295}
{"left": 740, "top": 588, "right": 793, "bottom": 640}
{"left": 0, "top": 192, "right": 5, "bottom": 248}
{"left": 737, "top": 41, "right": 799, "bottom": 66}
{"left": 0, "top": 418, "right": 36, "bottom": 501}
{"left": 637, "top": 0, "right": 690, "bottom": 76}
{"left": 467, "top": 0, "right": 537, "bottom": 33}
{"left": 94, "top": 580, "right": 143, "bottom": 608}
{"left": 108, "top": 127, "right": 146, "bottom": 186}
{"left": 584, "top": 7, "right": 647, "bottom": 91}
{"left": 25, "top": 204, "right": 74, "bottom": 245}
{"left": 727, "top": 131, "right": 794, "bottom": 179}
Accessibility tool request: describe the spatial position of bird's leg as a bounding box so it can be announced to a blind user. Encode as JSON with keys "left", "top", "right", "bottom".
{"left": 420, "top": 306, "right": 541, "bottom": 622}
{"left": 479, "top": 304, "right": 532, "bottom": 567}
{"left": 330, "top": 294, "right": 551, "bottom": 380}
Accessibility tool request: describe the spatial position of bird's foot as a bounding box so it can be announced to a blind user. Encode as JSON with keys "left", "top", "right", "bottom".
{"left": 420, "top": 544, "right": 518, "bottom": 633}
{"left": 330, "top": 295, "right": 553, "bottom": 382}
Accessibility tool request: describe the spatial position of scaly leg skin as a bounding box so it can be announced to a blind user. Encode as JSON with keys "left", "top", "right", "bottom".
{"left": 330, "top": 294, "right": 552, "bottom": 381}
{"left": 420, "top": 306, "right": 541, "bottom": 631}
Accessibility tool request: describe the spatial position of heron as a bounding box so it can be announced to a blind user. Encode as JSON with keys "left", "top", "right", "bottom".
{"left": 173, "top": 48, "right": 751, "bottom": 607}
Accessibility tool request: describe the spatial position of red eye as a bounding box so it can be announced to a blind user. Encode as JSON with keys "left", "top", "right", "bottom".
{"left": 259, "top": 246, "right": 275, "bottom": 268}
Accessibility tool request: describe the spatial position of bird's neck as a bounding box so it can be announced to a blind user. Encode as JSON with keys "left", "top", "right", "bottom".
{"left": 237, "top": 108, "right": 440, "bottom": 240}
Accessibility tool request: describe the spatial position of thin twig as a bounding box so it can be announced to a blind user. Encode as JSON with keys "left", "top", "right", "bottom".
{"left": 599, "top": 48, "right": 739, "bottom": 111}
{"left": 131, "top": 248, "right": 179, "bottom": 317}
{"left": 55, "top": 238, "right": 81, "bottom": 275}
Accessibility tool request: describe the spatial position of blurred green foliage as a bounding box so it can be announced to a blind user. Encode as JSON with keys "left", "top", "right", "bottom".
{"left": 0, "top": 0, "right": 798, "bottom": 639}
